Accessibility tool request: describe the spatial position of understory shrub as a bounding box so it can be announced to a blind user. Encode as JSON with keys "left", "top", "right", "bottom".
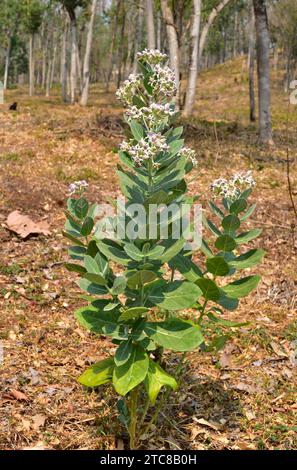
{"left": 64, "top": 49, "right": 264, "bottom": 449}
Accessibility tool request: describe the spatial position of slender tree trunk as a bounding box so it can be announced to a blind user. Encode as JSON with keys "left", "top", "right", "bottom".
{"left": 106, "top": 0, "right": 120, "bottom": 91}
{"left": 248, "top": 5, "right": 256, "bottom": 122}
{"left": 61, "top": 15, "right": 69, "bottom": 102}
{"left": 116, "top": 2, "right": 126, "bottom": 88}
{"left": 133, "top": 0, "right": 144, "bottom": 74}
{"left": 145, "top": 0, "right": 155, "bottom": 49}
{"left": 183, "top": 0, "right": 201, "bottom": 117}
{"left": 70, "top": 16, "right": 78, "bottom": 104}
{"left": 4, "top": 35, "right": 12, "bottom": 90}
{"left": 160, "top": 0, "right": 180, "bottom": 110}
{"left": 29, "top": 33, "right": 35, "bottom": 96}
{"left": 253, "top": 0, "right": 273, "bottom": 145}
{"left": 46, "top": 57, "right": 52, "bottom": 97}
{"left": 199, "top": 0, "right": 232, "bottom": 62}
{"left": 50, "top": 42, "right": 57, "bottom": 88}
{"left": 81, "top": 0, "right": 97, "bottom": 106}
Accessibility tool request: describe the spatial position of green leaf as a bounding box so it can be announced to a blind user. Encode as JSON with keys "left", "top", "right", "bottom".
{"left": 65, "top": 218, "right": 81, "bottom": 237}
{"left": 119, "top": 307, "right": 149, "bottom": 321}
{"left": 196, "top": 278, "right": 220, "bottom": 301}
{"left": 63, "top": 231, "right": 85, "bottom": 247}
{"left": 206, "top": 256, "right": 230, "bottom": 276}
{"left": 206, "top": 334, "right": 229, "bottom": 352}
{"left": 144, "top": 319, "right": 204, "bottom": 351}
{"left": 215, "top": 234, "right": 237, "bottom": 252}
{"left": 127, "top": 270, "right": 157, "bottom": 289}
{"left": 222, "top": 214, "right": 240, "bottom": 233}
{"left": 69, "top": 245, "right": 87, "bottom": 260}
{"left": 75, "top": 303, "right": 128, "bottom": 339}
{"left": 236, "top": 229, "right": 262, "bottom": 244}
{"left": 148, "top": 280, "right": 202, "bottom": 310}
{"left": 207, "top": 312, "right": 248, "bottom": 328}
{"left": 230, "top": 198, "right": 247, "bottom": 215}
{"left": 111, "top": 276, "right": 127, "bottom": 295}
{"left": 200, "top": 239, "right": 213, "bottom": 257}
{"left": 159, "top": 238, "right": 185, "bottom": 263}
{"left": 114, "top": 341, "right": 133, "bottom": 367}
{"left": 78, "top": 357, "right": 114, "bottom": 387}
{"left": 64, "top": 263, "right": 86, "bottom": 274}
{"left": 98, "top": 240, "right": 130, "bottom": 266}
{"left": 81, "top": 217, "right": 94, "bottom": 236}
{"left": 203, "top": 216, "right": 221, "bottom": 236}
{"left": 83, "top": 273, "right": 108, "bottom": 286}
{"left": 124, "top": 243, "right": 144, "bottom": 261}
{"left": 113, "top": 344, "right": 149, "bottom": 396}
{"left": 229, "top": 249, "right": 265, "bottom": 270}
{"left": 216, "top": 293, "right": 239, "bottom": 310}
{"left": 208, "top": 201, "right": 224, "bottom": 219}
{"left": 84, "top": 255, "right": 101, "bottom": 274}
{"left": 78, "top": 278, "right": 108, "bottom": 295}
{"left": 222, "top": 275, "right": 261, "bottom": 298}
{"left": 130, "top": 120, "right": 144, "bottom": 141}
{"left": 240, "top": 203, "right": 256, "bottom": 221}
{"left": 144, "top": 360, "right": 177, "bottom": 404}
{"left": 169, "top": 254, "right": 203, "bottom": 282}
{"left": 74, "top": 198, "right": 89, "bottom": 219}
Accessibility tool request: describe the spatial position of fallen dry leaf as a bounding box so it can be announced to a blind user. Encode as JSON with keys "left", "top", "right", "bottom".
{"left": 22, "top": 441, "right": 48, "bottom": 450}
{"left": 6, "top": 210, "right": 51, "bottom": 239}
{"left": 193, "top": 417, "right": 223, "bottom": 431}
{"left": 32, "top": 414, "right": 46, "bottom": 430}
{"left": 9, "top": 389, "right": 29, "bottom": 401}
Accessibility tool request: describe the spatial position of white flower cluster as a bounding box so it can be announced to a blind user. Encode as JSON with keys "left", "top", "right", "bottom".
{"left": 68, "top": 180, "right": 88, "bottom": 195}
{"left": 178, "top": 147, "right": 198, "bottom": 167}
{"left": 125, "top": 103, "right": 176, "bottom": 127}
{"left": 116, "top": 73, "right": 141, "bottom": 105}
{"left": 210, "top": 171, "right": 255, "bottom": 201}
{"left": 120, "top": 132, "right": 169, "bottom": 165}
{"left": 137, "top": 49, "right": 167, "bottom": 66}
{"left": 230, "top": 170, "right": 256, "bottom": 188}
{"left": 149, "top": 64, "right": 176, "bottom": 97}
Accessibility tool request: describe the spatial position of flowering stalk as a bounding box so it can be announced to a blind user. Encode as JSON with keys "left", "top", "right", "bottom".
{"left": 64, "top": 49, "right": 264, "bottom": 449}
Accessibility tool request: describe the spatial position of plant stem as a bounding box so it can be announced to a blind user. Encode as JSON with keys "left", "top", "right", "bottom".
{"left": 197, "top": 299, "right": 208, "bottom": 324}
{"left": 128, "top": 387, "right": 139, "bottom": 449}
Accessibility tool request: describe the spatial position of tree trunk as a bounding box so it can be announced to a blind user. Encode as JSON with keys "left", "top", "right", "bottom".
{"left": 61, "top": 15, "right": 69, "bottom": 102}
{"left": 183, "top": 0, "right": 201, "bottom": 117}
{"left": 81, "top": 0, "right": 97, "bottom": 106}
{"left": 106, "top": 0, "right": 120, "bottom": 92}
{"left": 248, "top": 5, "right": 256, "bottom": 122}
{"left": 253, "top": 0, "right": 273, "bottom": 145}
{"left": 4, "top": 35, "right": 12, "bottom": 90}
{"left": 70, "top": 17, "right": 78, "bottom": 104}
{"left": 145, "top": 0, "right": 155, "bottom": 49}
{"left": 199, "top": 0, "right": 232, "bottom": 62}
{"left": 160, "top": 0, "right": 180, "bottom": 110}
{"left": 132, "top": 0, "right": 144, "bottom": 74}
{"left": 116, "top": 2, "right": 126, "bottom": 88}
{"left": 29, "top": 33, "right": 35, "bottom": 96}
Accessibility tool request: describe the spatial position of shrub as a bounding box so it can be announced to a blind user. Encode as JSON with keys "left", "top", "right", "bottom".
{"left": 64, "top": 49, "right": 264, "bottom": 449}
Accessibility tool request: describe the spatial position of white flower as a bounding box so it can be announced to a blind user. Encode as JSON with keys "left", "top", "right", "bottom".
{"left": 125, "top": 102, "right": 176, "bottom": 127}
{"left": 116, "top": 74, "right": 142, "bottom": 105}
{"left": 120, "top": 132, "right": 169, "bottom": 165}
{"left": 137, "top": 49, "right": 168, "bottom": 65}
{"left": 210, "top": 171, "right": 255, "bottom": 201}
{"left": 178, "top": 147, "right": 198, "bottom": 166}
{"left": 149, "top": 64, "right": 176, "bottom": 97}
{"left": 68, "top": 180, "right": 88, "bottom": 195}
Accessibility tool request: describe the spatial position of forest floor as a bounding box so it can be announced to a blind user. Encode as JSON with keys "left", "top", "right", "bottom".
{"left": 0, "top": 57, "right": 296, "bottom": 450}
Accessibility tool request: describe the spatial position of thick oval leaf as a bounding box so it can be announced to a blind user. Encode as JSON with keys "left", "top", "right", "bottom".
{"left": 229, "top": 249, "right": 265, "bottom": 270}
{"left": 111, "top": 276, "right": 127, "bottom": 295}
{"left": 169, "top": 254, "right": 203, "bottom": 282}
{"left": 230, "top": 198, "right": 247, "bottom": 215}
{"left": 196, "top": 278, "right": 221, "bottom": 301}
{"left": 203, "top": 216, "right": 221, "bottom": 236}
{"left": 216, "top": 293, "right": 239, "bottom": 311}
{"left": 148, "top": 281, "right": 202, "bottom": 310}
{"left": 112, "top": 344, "right": 149, "bottom": 396}
{"left": 222, "top": 214, "right": 240, "bottom": 233}
{"left": 78, "top": 357, "right": 114, "bottom": 387}
{"left": 222, "top": 275, "right": 261, "bottom": 298}
{"left": 75, "top": 303, "right": 128, "bottom": 339}
{"left": 144, "top": 360, "right": 177, "bottom": 405}
{"left": 206, "top": 256, "right": 229, "bottom": 276}
{"left": 81, "top": 217, "right": 94, "bottom": 236}
{"left": 83, "top": 273, "right": 108, "bottom": 286}
{"left": 144, "top": 319, "right": 204, "bottom": 351}
{"left": 98, "top": 240, "right": 130, "bottom": 266}
{"left": 119, "top": 307, "right": 149, "bottom": 321}
{"left": 124, "top": 243, "right": 144, "bottom": 261}
{"left": 236, "top": 229, "right": 262, "bottom": 244}
{"left": 215, "top": 234, "right": 237, "bottom": 252}
{"left": 64, "top": 263, "right": 86, "bottom": 274}
{"left": 207, "top": 312, "right": 248, "bottom": 328}
{"left": 130, "top": 120, "right": 144, "bottom": 141}
{"left": 127, "top": 270, "right": 157, "bottom": 289}
{"left": 240, "top": 203, "right": 256, "bottom": 221}
{"left": 159, "top": 238, "right": 185, "bottom": 263}
{"left": 74, "top": 197, "right": 89, "bottom": 219}
{"left": 114, "top": 341, "right": 133, "bottom": 367}
{"left": 78, "top": 278, "right": 108, "bottom": 295}
{"left": 208, "top": 201, "right": 224, "bottom": 219}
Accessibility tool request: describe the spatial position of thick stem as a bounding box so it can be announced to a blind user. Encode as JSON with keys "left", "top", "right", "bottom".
{"left": 128, "top": 387, "right": 139, "bottom": 449}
